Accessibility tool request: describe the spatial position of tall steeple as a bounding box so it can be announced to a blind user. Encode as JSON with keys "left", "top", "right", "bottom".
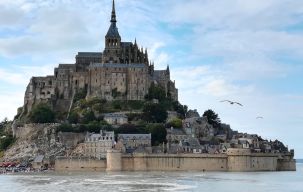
{"left": 106, "top": 0, "right": 120, "bottom": 39}
{"left": 104, "top": 0, "right": 121, "bottom": 63}
{"left": 111, "top": 0, "right": 117, "bottom": 23}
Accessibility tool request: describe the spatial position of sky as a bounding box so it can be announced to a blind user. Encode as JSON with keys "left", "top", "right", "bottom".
{"left": 0, "top": 0, "right": 302, "bottom": 158}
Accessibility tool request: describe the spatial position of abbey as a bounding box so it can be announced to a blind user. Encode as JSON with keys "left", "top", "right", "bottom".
{"left": 24, "top": 0, "right": 178, "bottom": 113}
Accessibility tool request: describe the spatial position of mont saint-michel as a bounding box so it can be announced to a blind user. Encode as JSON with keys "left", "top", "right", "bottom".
{"left": 0, "top": 0, "right": 296, "bottom": 173}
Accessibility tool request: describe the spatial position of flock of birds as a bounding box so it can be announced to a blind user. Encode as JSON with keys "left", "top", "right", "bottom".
{"left": 220, "top": 100, "right": 263, "bottom": 119}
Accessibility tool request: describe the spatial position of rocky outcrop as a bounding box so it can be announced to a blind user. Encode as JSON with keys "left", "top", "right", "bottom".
{"left": 2, "top": 124, "right": 66, "bottom": 162}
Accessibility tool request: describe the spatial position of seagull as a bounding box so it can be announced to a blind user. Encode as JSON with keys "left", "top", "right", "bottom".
{"left": 256, "top": 116, "right": 264, "bottom": 119}
{"left": 220, "top": 100, "right": 243, "bottom": 106}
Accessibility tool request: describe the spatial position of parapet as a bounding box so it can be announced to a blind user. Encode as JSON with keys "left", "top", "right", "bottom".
{"left": 226, "top": 148, "right": 251, "bottom": 156}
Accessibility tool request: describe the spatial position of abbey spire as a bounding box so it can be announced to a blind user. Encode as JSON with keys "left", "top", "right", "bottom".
{"left": 106, "top": 0, "right": 120, "bottom": 39}
{"left": 111, "top": 0, "right": 117, "bottom": 23}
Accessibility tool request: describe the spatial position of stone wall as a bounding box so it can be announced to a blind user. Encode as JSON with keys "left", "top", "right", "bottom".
{"left": 120, "top": 154, "right": 227, "bottom": 171}
{"left": 14, "top": 123, "right": 59, "bottom": 139}
{"left": 55, "top": 157, "right": 106, "bottom": 171}
{"left": 54, "top": 150, "right": 296, "bottom": 172}
{"left": 227, "top": 148, "right": 278, "bottom": 171}
{"left": 106, "top": 150, "right": 296, "bottom": 172}
{"left": 58, "top": 132, "right": 85, "bottom": 149}
{"left": 277, "top": 159, "right": 296, "bottom": 171}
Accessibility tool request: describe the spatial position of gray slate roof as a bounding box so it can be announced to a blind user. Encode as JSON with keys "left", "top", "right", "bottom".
{"left": 106, "top": 23, "right": 121, "bottom": 38}
{"left": 77, "top": 52, "right": 102, "bottom": 57}
{"left": 118, "top": 134, "right": 151, "bottom": 140}
{"left": 33, "top": 155, "right": 44, "bottom": 163}
{"left": 89, "top": 63, "right": 146, "bottom": 68}
{"left": 121, "top": 42, "right": 132, "bottom": 47}
{"left": 104, "top": 113, "right": 128, "bottom": 118}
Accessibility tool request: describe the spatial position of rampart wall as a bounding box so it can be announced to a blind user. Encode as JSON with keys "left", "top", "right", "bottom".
{"left": 55, "top": 149, "right": 296, "bottom": 172}
{"left": 55, "top": 157, "right": 106, "bottom": 171}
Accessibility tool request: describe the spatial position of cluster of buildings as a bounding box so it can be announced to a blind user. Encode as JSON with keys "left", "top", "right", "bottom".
{"left": 83, "top": 130, "right": 152, "bottom": 159}
{"left": 22, "top": 0, "right": 178, "bottom": 116}
{"left": 16, "top": 0, "right": 293, "bottom": 163}
{"left": 82, "top": 111, "right": 291, "bottom": 160}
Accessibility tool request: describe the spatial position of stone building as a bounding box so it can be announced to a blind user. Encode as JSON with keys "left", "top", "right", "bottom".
{"left": 117, "top": 134, "right": 151, "bottom": 153}
{"left": 103, "top": 113, "right": 128, "bottom": 125}
{"left": 23, "top": 0, "right": 178, "bottom": 114}
{"left": 183, "top": 116, "right": 215, "bottom": 138}
{"left": 166, "top": 127, "right": 188, "bottom": 143}
{"left": 84, "top": 130, "right": 115, "bottom": 159}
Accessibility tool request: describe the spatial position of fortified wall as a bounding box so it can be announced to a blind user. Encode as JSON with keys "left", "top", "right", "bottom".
{"left": 55, "top": 149, "right": 296, "bottom": 172}
{"left": 55, "top": 157, "right": 106, "bottom": 171}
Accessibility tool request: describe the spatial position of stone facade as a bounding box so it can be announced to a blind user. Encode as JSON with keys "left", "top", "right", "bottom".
{"left": 166, "top": 128, "right": 188, "bottom": 143}
{"left": 183, "top": 116, "right": 215, "bottom": 138}
{"left": 117, "top": 134, "right": 151, "bottom": 153}
{"left": 84, "top": 131, "right": 115, "bottom": 159}
{"left": 23, "top": 0, "right": 178, "bottom": 115}
{"left": 103, "top": 113, "right": 128, "bottom": 125}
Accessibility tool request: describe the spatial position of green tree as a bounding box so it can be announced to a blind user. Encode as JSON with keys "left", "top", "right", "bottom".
{"left": 29, "top": 103, "right": 55, "bottom": 123}
{"left": 116, "top": 124, "right": 143, "bottom": 134}
{"left": 142, "top": 103, "right": 168, "bottom": 123}
{"left": 172, "top": 101, "right": 188, "bottom": 119}
{"left": 81, "top": 109, "right": 96, "bottom": 124}
{"left": 202, "top": 109, "right": 221, "bottom": 128}
{"left": 145, "top": 82, "right": 166, "bottom": 102}
{"left": 146, "top": 123, "right": 167, "bottom": 146}
{"left": 68, "top": 111, "right": 79, "bottom": 124}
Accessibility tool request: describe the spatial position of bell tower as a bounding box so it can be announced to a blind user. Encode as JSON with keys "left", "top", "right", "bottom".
{"left": 104, "top": 0, "right": 121, "bottom": 63}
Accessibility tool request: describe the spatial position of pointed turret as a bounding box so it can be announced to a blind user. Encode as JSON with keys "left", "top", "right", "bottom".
{"left": 166, "top": 65, "right": 170, "bottom": 76}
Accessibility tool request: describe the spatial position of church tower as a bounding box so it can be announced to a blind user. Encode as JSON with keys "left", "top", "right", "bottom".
{"left": 103, "top": 0, "right": 121, "bottom": 63}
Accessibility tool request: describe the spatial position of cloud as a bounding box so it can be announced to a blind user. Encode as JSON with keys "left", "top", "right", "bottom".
{"left": 165, "top": 0, "right": 303, "bottom": 30}
{"left": 0, "top": 64, "right": 57, "bottom": 86}
{"left": 0, "top": 0, "right": 302, "bottom": 157}
{"left": 148, "top": 42, "right": 170, "bottom": 69}
{"left": 0, "top": 4, "right": 25, "bottom": 27}
{"left": 0, "top": 90, "right": 24, "bottom": 121}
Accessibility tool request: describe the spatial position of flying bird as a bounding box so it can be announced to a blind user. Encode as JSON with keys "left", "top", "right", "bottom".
{"left": 256, "top": 116, "right": 264, "bottom": 119}
{"left": 220, "top": 100, "right": 243, "bottom": 106}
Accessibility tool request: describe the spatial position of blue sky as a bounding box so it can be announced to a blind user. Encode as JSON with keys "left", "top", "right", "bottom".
{"left": 0, "top": 0, "right": 302, "bottom": 158}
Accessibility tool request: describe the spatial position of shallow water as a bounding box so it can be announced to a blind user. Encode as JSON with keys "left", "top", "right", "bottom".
{"left": 0, "top": 164, "right": 302, "bottom": 192}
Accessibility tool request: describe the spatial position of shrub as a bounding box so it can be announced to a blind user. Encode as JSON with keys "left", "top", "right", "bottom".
{"left": 0, "top": 135, "right": 15, "bottom": 151}
{"left": 57, "top": 123, "right": 74, "bottom": 132}
{"left": 29, "top": 103, "right": 55, "bottom": 123}
{"left": 74, "top": 88, "right": 87, "bottom": 102}
{"left": 167, "top": 118, "right": 182, "bottom": 128}
{"left": 68, "top": 112, "right": 79, "bottom": 124}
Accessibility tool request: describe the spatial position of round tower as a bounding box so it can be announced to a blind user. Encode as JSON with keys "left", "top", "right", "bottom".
{"left": 106, "top": 149, "right": 122, "bottom": 171}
